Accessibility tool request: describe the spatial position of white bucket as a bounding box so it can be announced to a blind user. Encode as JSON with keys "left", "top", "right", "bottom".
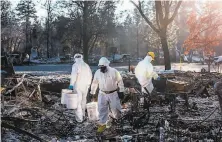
{"left": 86, "top": 102, "right": 99, "bottom": 121}
{"left": 61, "top": 89, "right": 73, "bottom": 104}
{"left": 66, "top": 90, "right": 79, "bottom": 109}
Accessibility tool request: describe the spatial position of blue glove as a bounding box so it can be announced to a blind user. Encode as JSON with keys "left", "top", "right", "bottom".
{"left": 156, "top": 76, "right": 161, "bottom": 80}
{"left": 68, "top": 85, "right": 73, "bottom": 90}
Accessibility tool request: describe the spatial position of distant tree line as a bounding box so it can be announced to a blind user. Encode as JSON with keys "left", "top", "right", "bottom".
{"left": 5, "top": 0, "right": 216, "bottom": 69}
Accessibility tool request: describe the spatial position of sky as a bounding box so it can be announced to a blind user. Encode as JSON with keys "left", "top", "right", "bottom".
{"left": 10, "top": 0, "right": 135, "bottom": 22}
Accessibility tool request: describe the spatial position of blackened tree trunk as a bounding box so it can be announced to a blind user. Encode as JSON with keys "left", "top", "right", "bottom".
{"left": 25, "top": 17, "right": 30, "bottom": 66}
{"left": 136, "top": 24, "right": 139, "bottom": 59}
{"left": 160, "top": 31, "right": 171, "bottom": 70}
{"left": 45, "top": 0, "right": 53, "bottom": 58}
{"left": 46, "top": 2, "right": 50, "bottom": 59}
{"left": 46, "top": 20, "right": 49, "bottom": 58}
{"left": 83, "top": 39, "right": 89, "bottom": 63}
{"left": 156, "top": 46, "right": 160, "bottom": 64}
{"left": 208, "top": 57, "right": 211, "bottom": 73}
{"left": 82, "top": 2, "right": 88, "bottom": 63}
{"left": 25, "top": 16, "right": 29, "bottom": 55}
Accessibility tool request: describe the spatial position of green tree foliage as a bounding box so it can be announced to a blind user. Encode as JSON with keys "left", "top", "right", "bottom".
{"left": 56, "top": 0, "right": 117, "bottom": 62}
{"left": 1, "top": 0, "right": 11, "bottom": 28}
{"left": 16, "top": 0, "right": 36, "bottom": 55}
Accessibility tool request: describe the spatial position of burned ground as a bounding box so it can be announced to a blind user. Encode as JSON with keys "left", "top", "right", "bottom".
{"left": 1, "top": 71, "right": 222, "bottom": 142}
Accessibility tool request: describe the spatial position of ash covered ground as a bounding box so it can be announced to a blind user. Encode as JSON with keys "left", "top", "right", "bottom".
{"left": 1, "top": 69, "right": 222, "bottom": 142}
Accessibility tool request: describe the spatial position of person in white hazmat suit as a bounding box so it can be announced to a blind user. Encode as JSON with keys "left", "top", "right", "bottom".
{"left": 135, "top": 52, "right": 159, "bottom": 95}
{"left": 69, "top": 53, "right": 92, "bottom": 122}
{"left": 90, "top": 57, "right": 125, "bottom": 133}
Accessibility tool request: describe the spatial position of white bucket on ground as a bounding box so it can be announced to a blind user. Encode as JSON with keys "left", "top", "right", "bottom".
{"left": 86, "top": 102, "right": 99, "bottom": 121}
{"left": 66, "top": 90, "right": 79, "bottom": 109}
{"left": 61, "top": 89, "right": 73, "bottom": 104}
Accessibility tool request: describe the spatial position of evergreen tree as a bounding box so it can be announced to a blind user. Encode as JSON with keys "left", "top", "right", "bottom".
{"left": 16, "top": 0, "right": 36, "bottom": 56}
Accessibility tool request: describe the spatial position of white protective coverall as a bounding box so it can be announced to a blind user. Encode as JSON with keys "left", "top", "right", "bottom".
{"left": 70, "top": 54, "right": 92, "bottom": 122}
{"left": 135, "top": 56, "right": 158, "bottom": 94}
{"left": 90, "top": 57, "right": 125, "bottom": 125}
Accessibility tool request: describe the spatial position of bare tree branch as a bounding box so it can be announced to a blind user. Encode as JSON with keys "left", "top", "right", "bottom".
{"left": 164, "top": 1, "right": 170, "bottom": 20}
{"left": 155, "top": 1, "right": 164, "bottom": 26}
{"left": 155, "top": 2, "right": 161, "bottom": 29}
{"left": 131, "top": 0, "right": 159, "bottom": 33}
{"left": 73, "top": 1, "right": 84, "bottom": 9}
{"left": 89, "top": 35, "right": 98, "bottom": 54}
{"left": 168, "top": 1, "right": 182, "bottom": 24}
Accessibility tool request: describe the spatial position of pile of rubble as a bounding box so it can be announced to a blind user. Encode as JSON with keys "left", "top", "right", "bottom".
{"left": 1, "top": 72, "right": 222, "bottom": 141}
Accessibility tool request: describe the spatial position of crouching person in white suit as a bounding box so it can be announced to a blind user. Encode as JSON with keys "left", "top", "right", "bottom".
{"left": 135, "top": 52, "right": 159, "bottom": 95}
{"left": 90, "top": 57, "right": 125, "bottom": 133}
{"left": 135, "top": 52, "right": 160, "bottom": 109}
{"left": 69, "top": 53, "right": 92, "bottom": 122}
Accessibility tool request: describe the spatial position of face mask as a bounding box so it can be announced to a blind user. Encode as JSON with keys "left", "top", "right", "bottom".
{"left": 100, "top": 66, "right": 107, "bottom": 73}
{"left": 74, "top": 57, "right": 82, "bottom": 63}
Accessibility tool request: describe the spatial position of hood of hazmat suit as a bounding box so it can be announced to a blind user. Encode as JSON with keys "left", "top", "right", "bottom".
{"left": 74, "top": 53, "right": 83, "bottom": 63}
{"left": 98, "top": 57, "right": 110, "bottom": 66}
{"left": 135, "top": 55, "right": 158, "bottom": 94}
{"left": 70, "top": 53, "right": 92, "bottom": 90}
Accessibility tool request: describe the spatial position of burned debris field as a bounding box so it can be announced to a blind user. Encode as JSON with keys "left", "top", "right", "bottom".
{"left": 1, "top": 71, "right": 222, "bottom": 142}
{"left": 2, "top": 0, "right": 222, "bottom": 141}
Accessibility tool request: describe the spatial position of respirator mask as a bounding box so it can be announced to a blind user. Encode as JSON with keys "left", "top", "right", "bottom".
{"left": 100, "top": 66, "right": 107, "bottom": 73}
{"left": 74, "top": 55, "right": 82, "bottom": 63}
